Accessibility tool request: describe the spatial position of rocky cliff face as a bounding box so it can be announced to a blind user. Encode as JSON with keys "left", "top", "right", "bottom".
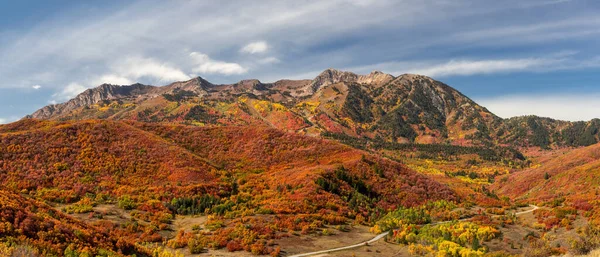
{"left": 309, "top": 68, "right": 360, "bottom": 93}
{"left": 309, "top": 69, "right": 394, "bottom": 93}
{"left": 357, "top": 70, "right": 395, "bottom": 86}
{"left": 160, "top": 77, "right": 213, "bottom": 94}
{"left": 29, "top": 83, "right": 156, "bottom": 119}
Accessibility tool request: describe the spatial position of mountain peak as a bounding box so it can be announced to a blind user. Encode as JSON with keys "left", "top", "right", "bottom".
{"left": 310, "top": 69, "right": 396, "bottom": 91}
{"left": 237, "top": 79, "right": 262, "bottom": 85}
{"left": 358, "top": 70, "right": 395, "bottom": 86}
{"left": 161, "top": 77, "right": 214, "bottom": 95}
{"left": 322, "top": 68, "right": 350, "bottom": 74}
{"left": 397, "top": 73, "right": 433, "bottom": 81}
{"left": 317, "top": 68, "right": 359, "bottom": 79}
{"left": 81, "top": 82, "right": 154, "bottom": 99}
{"left": 195, "top": 76, "right": 213, "bottom": 87}
{"left": 29, "top": 82, "right": 156, "bottom": 119}
{"left": 233, "top": 79, "right": 268, "bottom": 91}
{"left": 310, "top": 68, "right": 359, "bottom": 92}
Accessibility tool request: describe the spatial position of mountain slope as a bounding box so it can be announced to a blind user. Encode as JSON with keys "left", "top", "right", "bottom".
{"left": 0, "top": 189, "right": 144, "bottom": 256}
{"left": 0, "top": 119, "right": 456, "bottom": 214}
{"left": 0, "top": 119, "right": 219, "bottom": 194}
{"left": 492, "top": 142, "right": 600, "bottom": 204}
{"left": 0, "top": 118, "right": 460, "bottom": 254}
{"left": 135, "top": 122, "right": 457, "bottom": 210}
{"left": 497, "top": 116, "right": 600, "bottom": 148}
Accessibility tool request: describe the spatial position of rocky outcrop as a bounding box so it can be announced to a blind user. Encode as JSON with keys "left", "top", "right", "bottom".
{"left": 160, "top": 77, "right": 213, "bottom": 94}
{"left": 357, "top": 70, "right": 395, "bottom": 86}
{"left": 310, "top": 69, "right": 394, "bottom": 92}
{"left": 310, "top": 68, "right": 360, "bottom": 92}
{"left": 29, "top": 83, "right": 156, "bottom": 119}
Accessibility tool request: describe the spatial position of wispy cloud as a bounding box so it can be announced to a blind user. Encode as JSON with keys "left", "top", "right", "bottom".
{"left": 51, "top": 82, "right": 87, "bottom": 103}
{"left": 0, "top": 0, "right": 599, "bottom": 120}
{"left": 190, "top": 52, "right": 248, "bottom": 75}
{"left": 477, "top": 94, "right": 600, "bottom": 121}
{"left": 404, "top": 58, "right": 559, "bottom": 77}
{"left": 258, "top": 57, "right": 281, "bottom": 65}
{"left": 452, "top": 16, "right": 600, "bottom": 46}
{"left": 346, "top": 53, "right": 600, "bottom": 78}
{"left": 519, "top": 0, "right": 573, "bottom": 8}
{"left": 241, "top": 41, "right": 268, "bottom": 54}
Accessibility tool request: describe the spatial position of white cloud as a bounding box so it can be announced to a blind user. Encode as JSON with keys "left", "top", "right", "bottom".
{"left": 113, "top": 56, "right": 190, "bottom": 82}
{"left": 46, "top": 57, "right": 187, "bottom": 104}
{"left": 518, "top": 0, "right": 572, "bottom": 9}
{"left": 93, "top": 74, "right": 133, "bottom": 85}
{"left": 241, "top": 41, "right": 269, "bottom": 54}
{"left": 0, "top": 116, "right": 20, "bottom": 124}
{"left": 403, "top": 58, "right": 558, "bottom": 77}
{"left": 477, "top": 94, "right": 600, "bottom": 121}
{"left": 345, "top": 52, "right": 600, "bottom": 78}
{"left": 345, "top": 53, "right": 597, "bottom": 78}
{"left": 32, "top": 85, "right": 42, "bottom": 90}
{"left": 190, "top": 52, "right": 248, "bottom": 75}
{"left": 258, "top": 57, "right": 281, "bottom": 64}
{"left": 51, "top": 82, "right": 88, "bottom": 103}
{"left": 1, "top": 0, "right": 600, "bottom": 119}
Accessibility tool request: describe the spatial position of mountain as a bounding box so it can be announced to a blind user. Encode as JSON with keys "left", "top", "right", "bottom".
{"left": 496, "top": 115, "right": 600, "bottom": 149}
{"left": 492, "top": 142, "right": 600, "bottom": 205}
{"left": 28, "top": 69, "right": 600, "bottom": 149}
{"left": 12, "top": 68, "right": 600, "bottom": 256}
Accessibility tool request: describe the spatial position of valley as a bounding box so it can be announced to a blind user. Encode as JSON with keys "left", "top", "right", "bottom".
{"left": 1, "top": 70, "right": 600, "bottom": 257}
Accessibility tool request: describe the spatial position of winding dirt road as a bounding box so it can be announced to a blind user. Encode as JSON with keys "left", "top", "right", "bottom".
{"left": 288, "top": 205, "right": 539, "bottom": 257}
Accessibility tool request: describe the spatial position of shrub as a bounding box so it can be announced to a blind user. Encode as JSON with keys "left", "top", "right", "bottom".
{"left": 151, "top": 247, "right": 184, "bottom": 257}
{"left": 188, "top": 236, "right": 208, "bottom": 254}
{"left": 570, "top": 224, "right": 600, "bottom": 255}
{"left": 64, "top": 197, "right": 96, "bottom": 214}
{"left": 167, "top": 230, "right": 192, "bottom": 249}
{"left": 118, "top": 195, "right": 137, "bottom": 210}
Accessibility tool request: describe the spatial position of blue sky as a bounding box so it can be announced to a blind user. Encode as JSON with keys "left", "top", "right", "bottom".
{"left": 1, "top": 0, "right": 599, "bottom": 123}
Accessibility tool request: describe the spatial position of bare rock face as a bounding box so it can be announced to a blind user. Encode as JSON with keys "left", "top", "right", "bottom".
{"left": 29, "top": 83, "right": 156, "bottom": 119}
{"left": 232, "top": 79, "right": 269, "bottom": 93}
{"left": 310, "top": 68, "right": 360, "bottom": 92}
{"left": 357, "top": 71, "right": 395, "bottom": 86}
{"left": 29, "top": 105, "right": 59, "bottom": 120}
{"left": 28, "top": 77, "right": 218, "bottom": 119}
{"left": 29, "top": 69, "right": 397, "bottom": 120}
{"left": 160, "top": 77, "right": 212, "bottom": 95}
{"left": 309, "top": 69, "right": 394, "bottom": 92}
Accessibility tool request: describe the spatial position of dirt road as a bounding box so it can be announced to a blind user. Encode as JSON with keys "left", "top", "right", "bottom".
{"left": 288, "top": 205, "right": 539, "bottom": 257}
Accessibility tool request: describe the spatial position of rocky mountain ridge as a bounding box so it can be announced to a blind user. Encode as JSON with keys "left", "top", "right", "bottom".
{"left": 27, "top": 69, "right": 600, "bottom": 148}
